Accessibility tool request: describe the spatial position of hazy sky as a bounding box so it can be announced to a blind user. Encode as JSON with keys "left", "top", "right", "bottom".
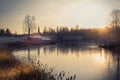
{"left": 0, "top": 0, "right": 120, "bottom": 34}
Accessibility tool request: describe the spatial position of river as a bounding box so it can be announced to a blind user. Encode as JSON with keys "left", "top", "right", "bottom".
{"left": 13, "top": 44, "right": 120, "bottom": 80}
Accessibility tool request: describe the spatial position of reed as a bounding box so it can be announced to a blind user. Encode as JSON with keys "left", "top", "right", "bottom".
{"left": 0, "top": 50, "right": 76, "bottom": 80}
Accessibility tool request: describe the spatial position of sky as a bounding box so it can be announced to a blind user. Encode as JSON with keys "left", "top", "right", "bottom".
{"left": 0, "top": 0, "right": 120, "bottom": 34}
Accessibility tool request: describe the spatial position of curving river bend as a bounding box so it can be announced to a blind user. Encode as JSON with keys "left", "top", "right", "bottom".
{"left": 13, "top": 44, "right": 120, "bottom": 80}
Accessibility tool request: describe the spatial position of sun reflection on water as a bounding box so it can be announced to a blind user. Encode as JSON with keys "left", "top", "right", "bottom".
{"left": 12, "top": 45, "right": 119, "bottom": 80}
{"left": 96, "top": 49, "right": 106, "bottom": 64}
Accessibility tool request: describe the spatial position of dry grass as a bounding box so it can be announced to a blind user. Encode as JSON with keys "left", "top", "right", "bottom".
{"left": 0, "top": 50, "right": 76, "bottom": 80}
{"left": 0, "top": 64, "right": 34, "bottom": 79}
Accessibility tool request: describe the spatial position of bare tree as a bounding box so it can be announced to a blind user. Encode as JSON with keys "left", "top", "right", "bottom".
{"left": 109, "top": 9, "right": 120, "bottom": 43}
{"left": 110, "top": 9, "right": 120, "bottom": 28}
{"left": 23, "top": 15, "right": 36, "bottom": 38}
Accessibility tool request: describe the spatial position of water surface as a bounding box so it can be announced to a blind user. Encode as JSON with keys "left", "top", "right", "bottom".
{"left": 13, "top": 44, "right": 120, "bottom": 80}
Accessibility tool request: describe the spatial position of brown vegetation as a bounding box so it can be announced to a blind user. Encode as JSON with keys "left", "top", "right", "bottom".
{"left": 0, "top": 50, "right": 76, "bottom": 80}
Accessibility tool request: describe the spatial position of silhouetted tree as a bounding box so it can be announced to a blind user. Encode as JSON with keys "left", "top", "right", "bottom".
{"left": 110, "top": 9, "right": 120, "bottom": 28}
{"left": 43, "top": 27, "right": 47, "bottom": 33}
{"left": 38, "top": 26, "right": 40, "bottom": 34}
{"left": 0, "top": 29, "right": 5, "bottom": 34}
{"left": 70, "top": 27, "right": 74, "bottom": 32}
{"left": 110, "top": 9, "right": 120, "bottom": 43}
{"left": 75, "top": 25, "right": 79, "bottom": 30}
{"left": 48, "top": 28, "right": 55, "bottom": 33}
{"left": 6, "top": 28, "right": 11, "bottom": 34}
{"left": 23, "top": 15, "right": 36, "bottom": 38}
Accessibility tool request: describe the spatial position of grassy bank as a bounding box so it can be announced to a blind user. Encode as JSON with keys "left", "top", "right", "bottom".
{"left": 0, "top": 50, "right": 76, "bottom": 80}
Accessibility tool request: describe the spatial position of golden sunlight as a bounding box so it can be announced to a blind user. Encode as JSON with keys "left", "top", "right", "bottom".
{"left": 96, "top": 49, "right": 106, "bottom": 64}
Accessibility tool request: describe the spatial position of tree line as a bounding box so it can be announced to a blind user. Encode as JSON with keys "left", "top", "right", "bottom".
{"left": 99, "top": 9, "right": 120, "bottom": 46}
{"left": 41, "top": 9, "right": 120, "bottom": 44}
{"left": 0, "top": 28, "right": 12, "bottom": 36}
{"left": 41, "top": 26, "right": 100, "bottom": 43}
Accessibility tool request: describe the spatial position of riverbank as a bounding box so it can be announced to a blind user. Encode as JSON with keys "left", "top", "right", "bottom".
{"left": 0, "top": 50, "right": 44, "bottom": 80}
{"left": 99, "top": 43, "right": 120, "bottom": 50}
{"left": 0, "top": 50, "right": 75, "bottom": 80}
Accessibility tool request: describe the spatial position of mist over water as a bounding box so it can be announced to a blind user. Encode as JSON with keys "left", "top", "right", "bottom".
{"left": 13, "top": 44, "right": 120, "bottom": 80}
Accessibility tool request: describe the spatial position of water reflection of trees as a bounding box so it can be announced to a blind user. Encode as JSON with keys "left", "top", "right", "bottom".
{"left": 14, "top": 45, "right": 120, "bottom": 80}
{"left": 41, "top": 45, "right": 120, "bottom": 80}
{"left": 103, "top": 49, "right": 120, "bottom": 80}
